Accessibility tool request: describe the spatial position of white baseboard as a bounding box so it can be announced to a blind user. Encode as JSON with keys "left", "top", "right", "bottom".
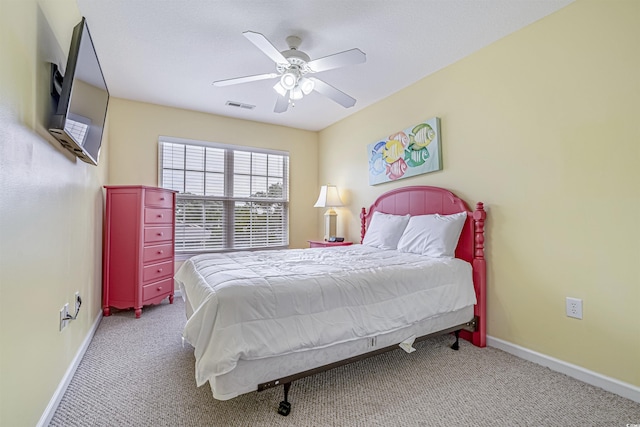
{"left": 37, "top": 310, "right": 103, "bottom": 427}
{"left": 487, "top": 335, "right": 640, "bottom": 403}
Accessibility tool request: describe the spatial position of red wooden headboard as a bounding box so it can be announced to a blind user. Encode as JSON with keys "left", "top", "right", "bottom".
{"left": 359, "top": 186, "right": 487, "bottom": 347}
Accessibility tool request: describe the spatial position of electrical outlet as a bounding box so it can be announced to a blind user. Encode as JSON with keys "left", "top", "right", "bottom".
{"left": 566, "top": 297, "right": 583, "bottom": 319}
{"left": 59, "top": 303, "right": 70, "bottom": 331}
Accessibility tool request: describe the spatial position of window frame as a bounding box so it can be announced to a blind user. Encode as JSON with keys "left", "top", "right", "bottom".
{"left": 158, "top": 136, "right": 289, "bottom": 257}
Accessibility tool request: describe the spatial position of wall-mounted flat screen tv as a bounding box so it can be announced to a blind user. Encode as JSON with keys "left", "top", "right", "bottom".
{"left": 49, "top": 17, "right": 109, "bottom": 165}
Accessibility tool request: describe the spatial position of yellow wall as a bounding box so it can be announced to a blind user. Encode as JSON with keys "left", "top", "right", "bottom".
{"left": 319, "top": 0, "right": 640, "bottom": 386}
{"left": 107, "top": 98, "right": 319, "bottom": 249}
{"left": 0, "top": 1, "right": 107, "bottom": 425}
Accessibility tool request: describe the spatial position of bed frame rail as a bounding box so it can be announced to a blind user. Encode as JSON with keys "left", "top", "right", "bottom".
{"left": 257, "top": 317, "right": 478, "bottom": 415}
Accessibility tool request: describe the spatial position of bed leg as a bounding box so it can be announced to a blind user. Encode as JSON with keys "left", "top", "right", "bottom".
{"left": 277, "top": 382, "right": 292, "bottom": 416}
{"left": 451, "top": 330, "right": 460, "bottom": 351}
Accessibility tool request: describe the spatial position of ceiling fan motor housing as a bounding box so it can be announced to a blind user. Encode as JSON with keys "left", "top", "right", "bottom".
{"left": 277, "top": 51, "right": 311, "bottom": 72}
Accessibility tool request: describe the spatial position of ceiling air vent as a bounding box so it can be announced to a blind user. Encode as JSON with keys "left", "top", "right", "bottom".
{"left": 225, "top": 101, "right": 255, "bottom": 110}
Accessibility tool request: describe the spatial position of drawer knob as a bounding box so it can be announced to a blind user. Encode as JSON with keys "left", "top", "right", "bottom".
{"left": 157, "top": 232, "right": 163, "bottom": 236}
{"left": 157, "top": 214, "right": 163, "bottom": 218}
{"left": 157, "top": 286, "right": 162, "bottom": 291}
{"left": 157, "top": 250, "right": 164, "bottom": 254}
{"left": 160, "top": 197, "right": 165, "bottom": 201}
{"left": 157, "top": 268, "right": 163, "bottom": 273}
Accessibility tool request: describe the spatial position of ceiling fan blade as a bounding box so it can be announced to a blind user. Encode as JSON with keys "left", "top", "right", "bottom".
{"left": 308, "top": 77, "right": 356, "bottom": 108}
{"left": 243, "top": 31, "right": 288, "bottom": 65}
{"left": 274, "top": 92, "right": 290, "bottom": 113}
{"left": 307, "top": 48, "right": 366, "bottom": 73}
{"left": 213, "top": 72, "right": 279, "bottom": 87}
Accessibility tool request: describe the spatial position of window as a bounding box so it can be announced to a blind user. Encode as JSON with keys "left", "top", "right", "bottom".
{"left": 159, "top": 137, "right": 289, "bottom": 254}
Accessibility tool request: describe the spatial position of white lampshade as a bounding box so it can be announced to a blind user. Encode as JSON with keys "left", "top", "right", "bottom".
{"left": 275, "top": 71, "right": 313, "bottom": 102}
{"left": 314, "top": 185, "right": 344, "bottom": 208}
{"left": 280, "top": 70, "right": 298, "bottom": 90}
{"left": 291, "top": 86, "right": 304, "bottom": 100}
{"left": 273, "top": 81, "right": 287, "bottom": 96}
{"left": 299, "top": 77, "right": 315, "bottom": 95}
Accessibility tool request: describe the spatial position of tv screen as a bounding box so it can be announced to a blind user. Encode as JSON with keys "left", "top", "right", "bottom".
{"left": 49, "top": 17, "right": 109, "bottom": 165}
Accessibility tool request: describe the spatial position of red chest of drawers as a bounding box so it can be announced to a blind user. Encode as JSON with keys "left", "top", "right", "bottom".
{"left": 102, "top": 186, "right": 176, "bottom": 318}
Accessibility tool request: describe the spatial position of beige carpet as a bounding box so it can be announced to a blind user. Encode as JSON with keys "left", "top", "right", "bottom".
{"left": 51, "top": 299, "right": 639, "bottom": 426}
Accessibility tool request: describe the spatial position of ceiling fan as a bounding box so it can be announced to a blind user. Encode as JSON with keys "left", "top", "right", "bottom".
{"left": 213, "top": 31, "right": 366, "bottom": 113}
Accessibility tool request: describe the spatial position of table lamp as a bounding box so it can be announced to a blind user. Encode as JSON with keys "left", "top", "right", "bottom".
{"left": 313, "top": 184, "right": 344, "bottom": 241}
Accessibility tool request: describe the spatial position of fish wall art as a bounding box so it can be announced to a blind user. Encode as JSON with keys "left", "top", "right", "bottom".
{"left": 367, "top": 117, "right": 442, "bottom": 185}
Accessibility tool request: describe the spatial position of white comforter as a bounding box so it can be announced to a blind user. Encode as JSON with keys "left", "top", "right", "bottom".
{"left": 175, "top": 245, "right": 476, "bottom": 387}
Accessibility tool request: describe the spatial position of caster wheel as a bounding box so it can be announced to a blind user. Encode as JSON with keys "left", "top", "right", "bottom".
{"left": 277, "top": 401, "right": 291, "bottom": 416}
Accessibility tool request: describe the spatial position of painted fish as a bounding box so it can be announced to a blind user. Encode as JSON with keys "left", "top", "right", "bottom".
{"left": 382, "top": 139, "right": 405, "bottom": 164}
{"left": 372, "top": 140, "right": 386, "bottom": 153}
{"left": 410, "top": 123, "right": 435, "bottom": 149}
{"left": 404, "top": 146, "right": 430, "bottom": 167}
{"left": 386, "top": 158, "right": 408, "bottom": 180}
{"left": 369, "top": 151, "right": 385, "bottom": 175}
{"left": 388, "top": 131, "right": 409, "bottom": 146}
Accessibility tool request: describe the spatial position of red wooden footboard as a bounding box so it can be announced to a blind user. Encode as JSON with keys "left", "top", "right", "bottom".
{"left": 359, "top": 186, "right": 487, "bottom": 348}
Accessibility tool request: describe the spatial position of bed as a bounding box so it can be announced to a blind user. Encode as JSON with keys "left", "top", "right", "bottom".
{"left": 175, "top": 185, "right": 487, "bottom": 415}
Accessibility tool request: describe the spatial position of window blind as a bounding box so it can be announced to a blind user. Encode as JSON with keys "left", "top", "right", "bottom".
{"left": 159, "top": 138, "right": 289, "bottom": 253}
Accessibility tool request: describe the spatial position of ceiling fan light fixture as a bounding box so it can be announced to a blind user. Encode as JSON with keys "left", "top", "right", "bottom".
{"left": 299, "top": 77, "right": 315, "bottom": 95}
{"left": 273, "top": 81, "right": 287, "bottom": 96}
{"left": 280, "top": 70, "right": 298, "bottom": 90}
{"left": 221, "top": 32, "right": 366, "bottom": 113}
{"left": 291, "top": 86, "right": 304, "bottom": 100}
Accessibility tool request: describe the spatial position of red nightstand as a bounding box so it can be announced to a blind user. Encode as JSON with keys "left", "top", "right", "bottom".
{"left": 308, "top": 240, "right": 353, "bottom": 248}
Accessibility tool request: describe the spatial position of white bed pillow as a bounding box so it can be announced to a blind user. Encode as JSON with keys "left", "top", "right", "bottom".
{"left": 362, "top": 211, "right": 410, "bottom": 250}
{"left": 397, "top": 211, "right": 468, "bottom": 257}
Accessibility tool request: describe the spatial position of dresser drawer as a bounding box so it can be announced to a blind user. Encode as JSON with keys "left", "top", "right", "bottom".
{"left": 144, "top": 226, "right": 173, "bottom": 244}
{"left": 144, "top": 189, "right": 173, "bottom": 208}
{"left": 142, "top": 277, "right": 174, "bottom": 302}
{"left": 143, "top": 260, "right": 173, "bottom": 283}
{"left": 143, "top": 243, "right": 173, "bottom": 263}
{"left": 144, "top": 207, "right": 173, "bottom": 224}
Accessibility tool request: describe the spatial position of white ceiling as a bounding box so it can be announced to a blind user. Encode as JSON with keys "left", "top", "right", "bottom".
{"left": 76, "top": 0, "right": 574, "bottom": 132}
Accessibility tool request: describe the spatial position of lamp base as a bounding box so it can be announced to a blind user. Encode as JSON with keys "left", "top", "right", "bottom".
{"left": 323, "top": 208, "right": 337, "bottom": 241}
